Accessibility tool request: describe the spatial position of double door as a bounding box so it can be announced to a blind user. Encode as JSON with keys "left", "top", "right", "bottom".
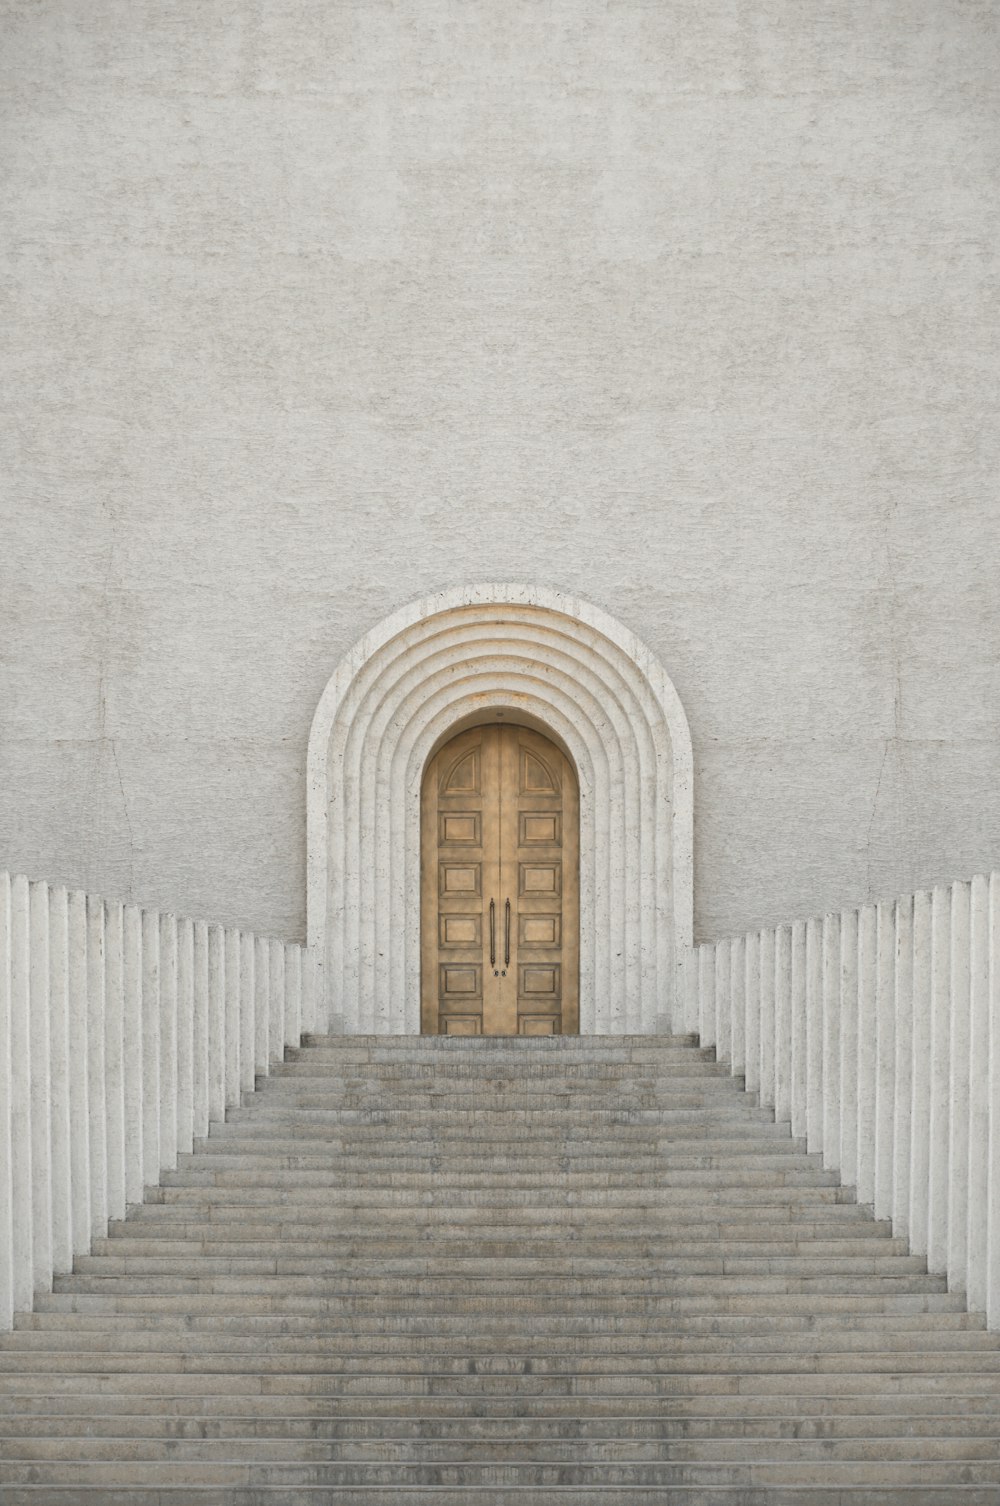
{"left": 421, "top": 723, "right": 579, "bottom": 1035}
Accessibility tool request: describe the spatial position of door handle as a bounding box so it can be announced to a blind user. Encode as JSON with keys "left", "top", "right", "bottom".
{"left": 489, "top": 898, "right": 497, "bottom": 973}
{"left": 504, "top": 899, "right": 511, "bottom": 972}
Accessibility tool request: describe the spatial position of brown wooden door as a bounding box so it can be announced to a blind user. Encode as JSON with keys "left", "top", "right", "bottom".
{"left": 421, "top": 723, "right": 579, "bottom": 1035}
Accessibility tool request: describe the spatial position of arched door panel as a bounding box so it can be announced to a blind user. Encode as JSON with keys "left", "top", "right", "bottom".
{"left": 421, "top": 723, "right": 579, "bottom": 1035}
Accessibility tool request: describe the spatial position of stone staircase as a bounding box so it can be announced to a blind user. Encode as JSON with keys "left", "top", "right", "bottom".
{"left": 2, "top": 1033, "right": 999, "bottom": 1504}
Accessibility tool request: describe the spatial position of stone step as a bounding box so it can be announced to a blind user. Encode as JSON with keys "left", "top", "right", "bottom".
{"left": 2, "top": 1458, "right": 1000, "bottom": 1487}
{"left": 49, "top": 1276, "right": 951, "bottom": 1301}
{"left": 35, "top": 1290, "right": 969, "bottom": 1316}
{"left": 200, "top": 1131, "right": 794, "bottom": 1154}
{"left": 187, "top": 1138, "right": 803, "bottom": 1162}
{"left": 3, "top": 1486, "right": 999, "bottom": 1506}
{"left": 165, "top": 1157, "right": 829, "bottom": 1183}
{"left": 3, "top": 1370, "right": 999, "bottom": 1398}
{"left": 227, "top": 1110, "right": 774, "bottom": 1130}
{"left": 5, "top": 1411, "right": 1000, "bottom": 1440}
{"left": 269, "top": 1062, "right": 734, "bottom": 1080}
{"left": 209, "top": 1122, "right": 789, "bottom": 1144}
{"left": 119, "top": 1200, "right": 877, "bottom": 1227}
{"left": 216, "top": 1108, "right": 778, "bottom": 1134}
{"left": 244, "top": 1097, "right": 757, "bottom": 1115}
{"left": 148, "top": 1172, "right": 845, "bottom": 1196}
{"left": 4, "top": 1350, "right": 999, "bottom": 1378}
{"left": 105, "top": 1222, "right": 891, "bottom": 1246}
{"left": 6, "top": 1331, "right": 995, "bottom": 1360}
{"left": 70, "top": 1246, "right": 927, "bottom": 1271}
{"left": 236, "top": 1100, "right": 756, "bottom": 1118}
{"left": 5, "top": 1435, "right": 1000, "bottom": 1463}
{"left": 89, "top": 1237, "right": 910, "bottom": 1261}
{"left": 17, "top": 1309, "right": 983, "bottom": 1336}
{"left": 6, "top": 1390, "right": 1000, "bottom": 1418}
{"left": 141, "top": 1184, "right": 857, "bottom": 1206}
{"left": 293, "top": 1042, "right": 701, "bottom": 1054}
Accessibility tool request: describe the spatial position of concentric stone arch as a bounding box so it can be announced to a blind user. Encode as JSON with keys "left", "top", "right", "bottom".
{"left": 306, "top": 585, "right": 693, "bottom": 1034}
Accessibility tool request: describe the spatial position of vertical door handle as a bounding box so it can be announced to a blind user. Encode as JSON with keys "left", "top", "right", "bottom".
{"left": 489, "top": 898, "right": 497, "bottom": 973}
{"left": 504, "top": 899, "right": 511, "bottom": 972}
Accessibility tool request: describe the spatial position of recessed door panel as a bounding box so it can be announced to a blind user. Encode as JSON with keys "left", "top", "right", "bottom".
{"left": 421, "top": 723, "right": 579, "bottom": 1035}
{"left": 439, "top": 863, "right": 481, "bottom": 897}
{"left": 520, "top": 915, "right": 561, "bottom": 947}
{"left": 520, "top": 813, "right": 560, "bottom": 845}
{"left": 440, "top": 812, "right": 481, "bottom": 845}
{"left": 439, "top": 915, "right": 481, "bottom": 947}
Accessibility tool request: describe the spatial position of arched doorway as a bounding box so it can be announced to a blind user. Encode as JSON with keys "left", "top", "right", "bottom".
{"left": 420, "top": 723, "right": 580, "bottom": 1035}
{"left": 306, "top": 584, "right": 693, "bottom": 1035}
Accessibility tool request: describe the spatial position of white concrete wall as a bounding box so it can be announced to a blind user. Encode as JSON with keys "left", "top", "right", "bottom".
{"left": 2, "top": 2, "right": 999, "bottom": 944}
{"left": 683, "top": 871, "right": 1000, "bottom": 1330}
{"left": 0, "top": 870, "right": 314, "bottom": 1331}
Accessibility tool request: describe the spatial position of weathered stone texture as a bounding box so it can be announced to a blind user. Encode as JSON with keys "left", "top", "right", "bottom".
{"left": 2, "top": 1, "right": 999, "bottom": 938}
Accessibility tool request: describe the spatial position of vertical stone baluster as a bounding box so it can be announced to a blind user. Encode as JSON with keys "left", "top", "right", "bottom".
{"left": 158, "top": 914, "right": 178, "bottom": 1172}
{"left": 714, "top": 939, "right": 731, "bottom": 1065}
{"left": 838, "top": 909, "right": 859, "bottom": 1188}
{"left": 967, "top": 874, "right": 990, "bottom": 1313}
{"left": 758, "top": 929, "right": 775, "bottom": 1111}
{"left": 743, "top": 932, "right": 760, "bottom": 1099}
{"left": 892, "top": 895, "right": 914, "bottom": 1240}
{"left": 48, "top": 886, "right": 72, "bottom": 1275}
{"left": 986, "top": 874, "right": 1000, "bottom": 1329}
{"left": 254, "top": 935, "right": 269, "bottom": 1078}
{"left": 224, "top": 927, "right": 240, "bottom": 1109}
{"left": 9, "top": 876, "right": 32, "bottom": 1312}
{"left": 0, "top": 876, "right": 12, "bottom": 1326}
{"left": 85, "top": 896, "right": 108, "bottom": 1238}
{"left": 908, "top": 890, "right": 933, "bottom": 1258}
{"left": 29, "top": 882, "right": 52, "bottom": 1292}
{"left": 269, "top": 940, "right": 286, "bottom": 1066}
{"left": 67, "top": 891, "right": 90, "bottom": 1254}
{"left": 729, "top": 936, "right": 746, "bottom": 1078}
{"left": 240, "top": 932, "right": 256, "bottom": 1096}
{"left": 855, "top": 905, "right": 877, "bottom": 1207}
{"left": 192, "top": 921, "right": 210, "bottom": 1142}
{"left": 947, "top": 881, "right": 972, "bottom": 1289}
{"left": 305, "top": 946, "right": 321, "bottom": 1037}
{"left": 141, "top": 909, "right": 161, "bottom": 1188}
{"left": 176, "top": 917, "right": 195, "bottom": 1158}
{"left": 804, "top": 916, "right": 823, "bottom": 1153}
{"left": 122, "top": 905, "right": 144, "bottom": 1208}
{"left": 821, "top": 912, "right": 841, "bottom": 1172}
{"left": 774, "top": 925, "right": 792, "bottom": 1126}
{"left": 927, "top": 884, "right": 952, "bottom": 1275}
{"left": 104, "top": 900, "right": 126, "bottom": 1223}
{"left": 285, "top": 944, "right": 302, "bottom": 1051}
{"left": 873, "top": 901, "right": 896, "bottom": 1222}
{"left": 208, "top": 925, "right": 227, "bottom": 1125}
{"left": 682, "top": 946, "right": 698, "bottom": 1037}
{"left": 698, "top": 945, "right": 715, "bottom": 1052}
{"left": 789, "top": 921, "right": 808, "bottom": 1141}
{"left": 47, "top": 885, "right": 72, "bottom": 1277}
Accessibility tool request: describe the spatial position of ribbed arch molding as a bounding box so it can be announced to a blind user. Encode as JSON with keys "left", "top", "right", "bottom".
{"left": 307, "top": 585, "right": 693, "bottom": 1034}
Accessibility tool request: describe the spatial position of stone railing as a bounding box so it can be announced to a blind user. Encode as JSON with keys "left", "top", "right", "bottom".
{"left": 682, "top": 873, "right": 1000, "bottom": 1330}
{"left": 0, "top": 872, "right": 315, "bottom": 1330}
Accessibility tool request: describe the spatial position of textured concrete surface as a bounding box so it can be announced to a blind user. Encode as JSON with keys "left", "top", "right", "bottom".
{"left": 2, "top": 1, "right": 999, "bottom": 939}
